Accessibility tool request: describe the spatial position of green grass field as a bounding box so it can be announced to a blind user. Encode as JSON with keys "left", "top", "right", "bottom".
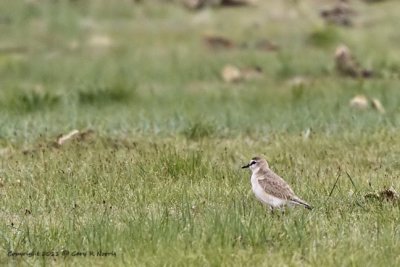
{"left": 1, "top": 0, "right": 400, "bottom": 266}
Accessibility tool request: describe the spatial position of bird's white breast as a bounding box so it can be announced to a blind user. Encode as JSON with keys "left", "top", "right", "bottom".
{"left": 251, "top": 174, "right": 287, "bottom": 208}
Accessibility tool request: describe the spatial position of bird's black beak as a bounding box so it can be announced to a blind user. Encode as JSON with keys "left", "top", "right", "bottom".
{"left": 241, "top": 164, "right": 250, "bottom": 169}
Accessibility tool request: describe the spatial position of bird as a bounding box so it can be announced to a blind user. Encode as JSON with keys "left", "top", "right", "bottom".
{"left": 242, "top": 156, "right": 312, "bottom": 210}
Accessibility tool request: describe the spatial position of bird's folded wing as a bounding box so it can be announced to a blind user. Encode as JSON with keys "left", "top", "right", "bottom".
{"left": 258, "top": 171, "right": 295, "bottom": 200}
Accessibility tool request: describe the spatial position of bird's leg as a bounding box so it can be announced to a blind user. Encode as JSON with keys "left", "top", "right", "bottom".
{"left": 271, "top": 206, "right": 285, "bottom": 217}
{"left": 280, "top": 208, "right": 285, "bottom": 215}
{"left": 269, "top": 206, "right": 275, "bottom": 215}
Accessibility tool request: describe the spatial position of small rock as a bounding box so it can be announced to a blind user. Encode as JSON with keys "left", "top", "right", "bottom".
{"left": 221, "top": 65, "right": 263, "bottom": 83}
{"left": 365, "top": 186, "right": 399, "bottom": 203}
{"left": 302, "top": 128, "right": 312, "bottom": 140}
{"left": 88, "top": 34, "right": 114, "bottom": 48}
{"left": 335, "top": 44, "right": 373, "bottom": 78}
{"left": 320, "top": 1, "right": 355, "bottom": 27}
{"left": 371, "top": 98, "right": 385, "bottom": 114}
{"left": 349, "top": 95, "right": 369, "bottom": 110}
{"left": 203, "top": 33, "right": 235, "bottom": 50}
{"left": 379, "top": 187, "right": 399, "bottom": 202}
{"left": 349, "top": 95, "right": 385, "bottom": 114}
{"left": 57, "top": 130, "right": 80, "bottom": 146}
{"left": 222, "top": 65, "right": 242, "bottom": 83}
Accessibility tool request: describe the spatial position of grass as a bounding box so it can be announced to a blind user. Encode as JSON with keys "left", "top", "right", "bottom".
{"left": 1, "top": 0, "right": 400, "bottom": 266}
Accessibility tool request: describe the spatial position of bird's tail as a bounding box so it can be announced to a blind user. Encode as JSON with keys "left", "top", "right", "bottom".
{"left": 291, "top": 197, "right": 312, "bottom": 210}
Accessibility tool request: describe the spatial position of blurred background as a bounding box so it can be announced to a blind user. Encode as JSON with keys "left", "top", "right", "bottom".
{"left": 0, "top": 0, "right": 399, "bottom": 141}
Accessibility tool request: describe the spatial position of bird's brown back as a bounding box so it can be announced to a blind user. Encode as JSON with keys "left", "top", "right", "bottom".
{"left": 255, "top": 167, "right": 296, "bottom": 200}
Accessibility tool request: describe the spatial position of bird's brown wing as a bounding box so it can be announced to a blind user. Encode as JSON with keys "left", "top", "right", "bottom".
{"left": 257, "top": 169, "right": 295, "bottom": 200}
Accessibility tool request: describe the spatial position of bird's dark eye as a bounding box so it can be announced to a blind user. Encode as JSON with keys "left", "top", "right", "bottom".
{"left": 250, "top": 161, "right": 256, "bottom": 165}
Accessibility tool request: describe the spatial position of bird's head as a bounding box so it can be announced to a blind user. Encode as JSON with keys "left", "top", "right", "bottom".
{"left": 242, "top": 156, "right": 269, "bottom": 173}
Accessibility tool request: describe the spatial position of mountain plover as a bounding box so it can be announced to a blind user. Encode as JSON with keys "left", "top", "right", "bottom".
{"left": 242, "top": 156, "right": 312, "bottom": 210}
